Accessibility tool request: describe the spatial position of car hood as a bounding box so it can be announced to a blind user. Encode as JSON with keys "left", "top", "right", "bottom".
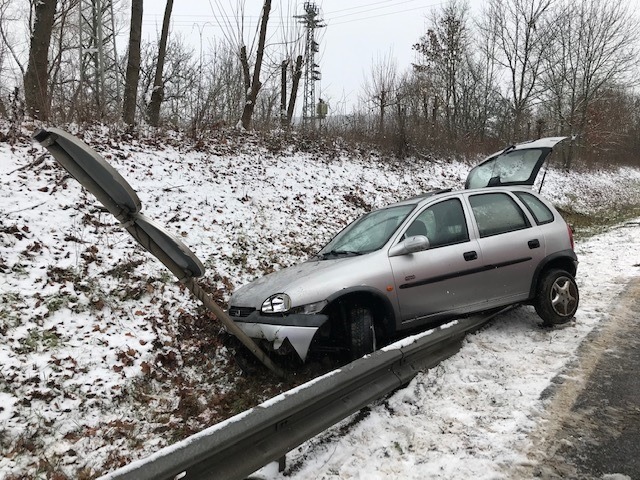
{"left": 230, "top": 255, "right": 376, "bottom": 309}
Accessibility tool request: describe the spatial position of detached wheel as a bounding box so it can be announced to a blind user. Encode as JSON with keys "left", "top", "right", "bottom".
{"left": 349, "top": 306, "right": 376, "bottom": 360}
{"left": 535, "top": 269, "right": 579, "bottom": 326}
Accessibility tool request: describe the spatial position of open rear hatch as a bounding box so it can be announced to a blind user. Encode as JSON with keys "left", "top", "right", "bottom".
{"left": 465, "top": 137, "right": 568, "bottom": 189}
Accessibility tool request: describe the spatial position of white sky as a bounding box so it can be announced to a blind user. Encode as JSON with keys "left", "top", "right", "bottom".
{"left": 138, "top": 0, "right": 640, "bottom": 116}
{"left": 140, "top": 1, "right": 485, "bottom": 115}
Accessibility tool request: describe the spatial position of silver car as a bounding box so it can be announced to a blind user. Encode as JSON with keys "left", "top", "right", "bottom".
{"left": 228, "top": 137, "right": 579, "bottom": 362}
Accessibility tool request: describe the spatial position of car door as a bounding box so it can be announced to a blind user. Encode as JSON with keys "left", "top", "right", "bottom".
{"left": 466, "top": 191, "right": 545, "bottom": 304}
{"left": 388, "top": 197, "right": 485, "bottom": 324}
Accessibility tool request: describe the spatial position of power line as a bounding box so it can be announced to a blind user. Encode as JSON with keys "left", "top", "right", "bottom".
{"left": 328, "top": 4, "right": 444, "bottom": 26}
{"left": 323, "top": 0, "right": 432, "bottom": 19}
{"left": 141, "top": 0, "right": 443, "bottom": 26}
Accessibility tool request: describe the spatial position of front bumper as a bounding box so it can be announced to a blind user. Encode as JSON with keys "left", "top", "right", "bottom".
{"left": 230, "top": 312, "right": 329, "bottom": 362}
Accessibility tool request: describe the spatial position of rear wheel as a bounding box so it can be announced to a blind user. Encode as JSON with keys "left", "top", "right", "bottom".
{"left": 349, "top": 306, "right": 376, "bottom": 360}
{"left": 535, "top": 269, "right": 579, "bottom": 326}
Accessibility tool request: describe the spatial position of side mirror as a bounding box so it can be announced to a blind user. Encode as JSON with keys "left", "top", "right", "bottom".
{"left": 389, "top": 235, "right": 430, "bottom": 257}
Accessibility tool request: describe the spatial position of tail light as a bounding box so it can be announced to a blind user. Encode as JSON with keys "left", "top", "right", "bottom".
{"left": 567, "top": 224, "right": 575, "bottom": 250}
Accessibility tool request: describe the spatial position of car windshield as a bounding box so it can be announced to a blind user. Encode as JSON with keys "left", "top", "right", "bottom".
{"left": 317, "top": 204, "right": 415, "bottom": 258}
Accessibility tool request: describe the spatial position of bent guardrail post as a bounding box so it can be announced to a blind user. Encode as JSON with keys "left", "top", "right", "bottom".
{"left": 119, "top": 219, "right": 286, "bottom": 378}
{"left": 32, "top": 127, "right": 285, "bottom": 378}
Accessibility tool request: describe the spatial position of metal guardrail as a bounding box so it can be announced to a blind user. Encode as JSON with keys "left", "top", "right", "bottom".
{"left": 100, "top": 309, "right": 508, "bottom": 480}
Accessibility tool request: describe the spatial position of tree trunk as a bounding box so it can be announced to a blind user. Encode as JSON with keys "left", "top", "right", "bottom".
{"left": 147, "top": 0, "right": 173, "bottom": 127}
{"left": 565, "top": 137, "right": 576, "bottom": 172}
{"left": 239, "top": 0, "right": 272, "bottom": 130}
{"left": 240, "top": 46, "right": 251, "bottom": 94}
{"left": 23, "top": 0, "right": 57, "bottom": 120}
{"left": 286, "top": 55, "right": 303, "bottom": 126}
{"left": 379, "top": 90, "right": 386, "bottom": 135}
{"left": 123, "top": 0, "right": 143, "bottom": 126}
{"left": 280, "top": 60, "right": 287, "bottom": 127}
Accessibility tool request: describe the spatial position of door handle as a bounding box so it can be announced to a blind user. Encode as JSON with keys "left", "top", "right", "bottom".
{"left": 463, "top": 251, "right": 477, "bottom": 261}
{"left": 528, "top": 239, "right": 540, "bottom": 249}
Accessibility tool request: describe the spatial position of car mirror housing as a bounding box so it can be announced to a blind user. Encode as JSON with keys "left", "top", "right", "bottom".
{"left": 388, "top": 235, "right": 430, "bottom": 257}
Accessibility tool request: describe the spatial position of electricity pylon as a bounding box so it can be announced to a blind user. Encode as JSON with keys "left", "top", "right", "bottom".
{"left": 78, "top": 0, "right": 121, "bottom": 118}
{"left": 295, "top": 2, "right": 324, "bottom": 130}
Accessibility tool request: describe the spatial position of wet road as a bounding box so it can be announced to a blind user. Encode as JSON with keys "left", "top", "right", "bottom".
{"left": 515, "top": 279, "right": 640, "bottom": 479}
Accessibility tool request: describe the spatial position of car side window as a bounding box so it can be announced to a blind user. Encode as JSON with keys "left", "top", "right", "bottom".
{"left": 515, "top": 191, "right": 555, "bottom": 225}
{"left": 469, "top": 192, "right": 531, "bottom": 237}
{"left": 405, "top": 198, "right": 469, "bottom": 248}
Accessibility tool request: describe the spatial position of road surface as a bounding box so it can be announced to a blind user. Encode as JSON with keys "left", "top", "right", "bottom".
{"left": 514, "top": 278, "right": 640, "bottom": 479}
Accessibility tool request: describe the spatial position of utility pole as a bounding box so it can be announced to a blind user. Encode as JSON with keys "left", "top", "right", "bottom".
{"left": 295, "top": 2, "right": 324, "bottom": 130}
{"left": 78, "top": 0, "right": 121, "bottom": 119}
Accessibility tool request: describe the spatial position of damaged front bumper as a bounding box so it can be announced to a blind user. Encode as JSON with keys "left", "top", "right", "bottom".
{"left": 229, "top": 312, "right": 329, "bottom": 362}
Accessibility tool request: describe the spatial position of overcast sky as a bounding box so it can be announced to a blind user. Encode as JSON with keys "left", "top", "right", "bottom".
{"left": 140, "top": 1, "right": 485, "bottom": 114}
{"left": 140, "top": 0, "right": 639, "bottom": 115}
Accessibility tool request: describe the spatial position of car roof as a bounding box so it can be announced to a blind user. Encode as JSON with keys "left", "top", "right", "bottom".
{"left": 389, "top": 188, "right": 453, "bottom": 207}
{"left": 388, "top": 185, "right": 542, "bottom": 209}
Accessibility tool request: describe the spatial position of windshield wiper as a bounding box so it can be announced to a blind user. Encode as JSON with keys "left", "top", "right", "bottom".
{"left": 317, "top": 249, "right": 364, "bottom": 259}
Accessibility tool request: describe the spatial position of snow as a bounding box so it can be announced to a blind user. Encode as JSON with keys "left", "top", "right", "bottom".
{"left": 1, "top": 126, "right": 640, "bottom": 478}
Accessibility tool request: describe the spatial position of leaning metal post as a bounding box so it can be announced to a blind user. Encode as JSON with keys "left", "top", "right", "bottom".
{"left": 119, "top": 222, "right": 287, "bottom": 379}
{"left": 184, "top": 278, "right": 286, "bottom": 378}
{"left": 34, "top": 127, "right": 286, "bottom": 379}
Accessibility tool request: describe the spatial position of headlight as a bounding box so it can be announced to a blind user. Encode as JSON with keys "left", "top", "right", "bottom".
{"left": 261, "top": 293, "right": 291, "bottom": 314}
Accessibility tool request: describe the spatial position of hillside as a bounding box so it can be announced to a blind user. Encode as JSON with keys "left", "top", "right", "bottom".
{"left": 1, "top": 126, "right": 640, "bottom": 478}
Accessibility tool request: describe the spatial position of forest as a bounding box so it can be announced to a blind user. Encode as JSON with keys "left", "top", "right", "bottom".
{"left": 1, "top": 0, "right": 640, "bottom": 169}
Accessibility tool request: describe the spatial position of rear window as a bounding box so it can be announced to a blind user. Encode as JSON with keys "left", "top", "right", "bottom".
{"left": 515, "top": 192, "right": 555, "bottom": 225}
{"left": 466, "top": 148, "right": 547, "bottom": 189}
{"left": 469, "top": 192, "right": 531, "bottom": 237}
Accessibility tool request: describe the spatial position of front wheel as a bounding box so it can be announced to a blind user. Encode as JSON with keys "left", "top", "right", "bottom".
{"left": 534, "top": 269, "right": 579, "bottom": 326}
{"left": 349, "top": 306, "right": 376, "bottom": 360}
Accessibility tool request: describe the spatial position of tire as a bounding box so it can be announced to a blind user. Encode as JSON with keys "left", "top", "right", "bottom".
{"left": 349, "top": 306, "right": 376, "bottom": 360}
{"left": 534, "top": 269, "right": 579, "bottom": 326}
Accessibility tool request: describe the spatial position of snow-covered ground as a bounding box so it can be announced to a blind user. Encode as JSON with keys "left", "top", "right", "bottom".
{"left": 1, "top": 127, "right": 639, "bottom": 478}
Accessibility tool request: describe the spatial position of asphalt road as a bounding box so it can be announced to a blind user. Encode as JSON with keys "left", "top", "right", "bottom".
{"left": 515, "top": 278, "right": 640, "bottom": 479}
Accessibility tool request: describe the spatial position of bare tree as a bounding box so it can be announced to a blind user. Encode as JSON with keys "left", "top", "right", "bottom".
{"left": 139, "top": 36, "right": 199, "bottom": 128}
{"left": 0, "top": 4, "right": 7, "bottom": 118}
{"left": 480, "top": 0, "right": 553, "bottom": 140}
{"left": 473, "top": 4, "right": 501, "bottom": 141}
{"left": 284, "top": 55, "right": 303, "bottom": 126}
{"left": 203, "top": 42, "right": 244, "bottom": 126}
{"left": 239, "top": 0, "right": 272, "bottom": 130}
{"left": 46, "top": 0, "right": 85, "bottom": 123}
{"left": 147, "top": 0, "right": 173, "bottom": 127}
{"left": 24, "top": 0, "right": 57, "bottom": 120}
{"left": 541, "top": 0, "right": 639, "bottom": 170}
{"left": 363, "top": 51, "right": 398, "bottom": 135}
{"left": 277, "top": 0, "right": 304, "bottom": 127}
{"left": 123, "top": 0, "right": 143, "bottom": 126}
{"left": 0, "top": 0, "right": 26, "bottom": 82}
{"left": 414, "top": 0, "right": 470, "bottom": 139}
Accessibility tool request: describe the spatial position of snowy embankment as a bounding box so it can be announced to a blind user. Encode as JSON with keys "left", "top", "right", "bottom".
{"left": 1, "top": 128, "right": 639, "bottom": 478}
